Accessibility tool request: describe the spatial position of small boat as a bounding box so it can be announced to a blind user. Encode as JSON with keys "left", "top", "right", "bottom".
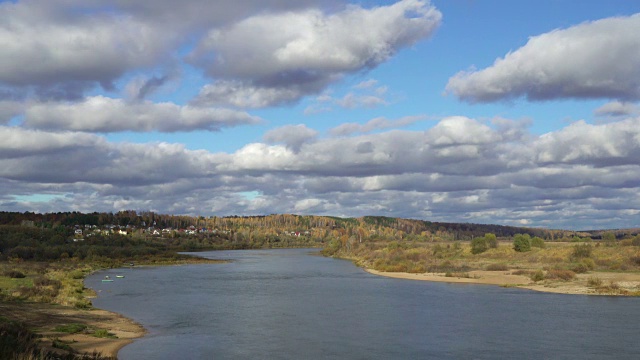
{"left": 116, "top": 275, "right": 125, "bottom": 278}
{"left": 104, "top": 275, "right": 110, "bottom": 279}
{"left": 102, "top": 279, "right": 114, "bottom": 282}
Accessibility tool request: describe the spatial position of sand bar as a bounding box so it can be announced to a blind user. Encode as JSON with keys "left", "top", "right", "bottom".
{"left": 365, "top": 269, "right": 640, "bottom": 295}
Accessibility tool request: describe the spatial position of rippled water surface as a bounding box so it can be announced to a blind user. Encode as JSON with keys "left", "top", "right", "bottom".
{"left": 87, "top": 248, "right": 640, "bottom": 359}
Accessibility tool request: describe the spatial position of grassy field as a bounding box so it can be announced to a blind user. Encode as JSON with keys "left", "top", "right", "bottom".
{"left": 326, "top": 239, "right": 640, "bottom": 296}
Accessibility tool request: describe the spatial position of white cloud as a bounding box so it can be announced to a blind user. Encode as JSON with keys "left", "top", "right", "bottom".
{"left": 4, "top": 116, "right": 640, "bottom": 229}
{"left": 594, "top": 101, "right": 639, "bottom": 117}
{"left": 447, "top": 13, "right": 640, "bottom": 102}
{"left": 0, "top": 100, "right": 24, "bottom": 124}
{"left": 192, "top": 80, "right": 311, "bottom": 108}
{"left": 426, "top": 116, "right": 499, "bottom": 146}
{"left": 190, "top": 0, "right": 441, "bottom": 107}
{"left": 263, "top": 124, "right": 319, "bottom": 152}
{"left": 0, "top": 1, "right": 172, "bottom": 98}
{"left": 0, "top": 126, "right": 103, "bottom": 157}
{"left": 330, "top": 115, "right": 425, "bottom": 136}
{"left": 23, "top": 96, "right": 261, "bottom": 132}
{"left": 305, "top": 79, "right": 391, "bottom": 114}
{"left": 534, "top": 118, "right": 640, "bottom": 166}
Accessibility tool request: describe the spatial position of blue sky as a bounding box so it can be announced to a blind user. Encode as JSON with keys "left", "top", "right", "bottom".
{"left": 2, "top": 0, "right": 640, "bottom": 230}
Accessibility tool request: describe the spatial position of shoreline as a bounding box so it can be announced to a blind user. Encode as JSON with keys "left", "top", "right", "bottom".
{"left": 0, "top": 301, "right": 146, "bottom": 358}
{"left": 1, "top": 258, "right": 225, "bottom": 358}
{"left": 365, "top": 268, "right": 640, "bottom": 296}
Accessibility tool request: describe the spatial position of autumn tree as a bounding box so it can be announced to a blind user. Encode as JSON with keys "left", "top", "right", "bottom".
{"left": 471, "top": 237, "right": 488, "bottom": 254}
{"left": 513, "top": 233, "right": 531, "bottom": 252}
{"left": 484, "top": 233, "right": 498, "bottom": 248}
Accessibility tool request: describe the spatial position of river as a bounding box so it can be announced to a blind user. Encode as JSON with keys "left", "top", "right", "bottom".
{"left": 86, "top": 248, "right": 640, "bottom": 359}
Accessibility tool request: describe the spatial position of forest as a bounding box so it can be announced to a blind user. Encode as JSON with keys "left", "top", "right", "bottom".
{"left": 2, "top": 211, "right": 640, "bottom": 359}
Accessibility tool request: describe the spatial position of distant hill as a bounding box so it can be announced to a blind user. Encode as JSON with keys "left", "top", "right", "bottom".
{"left": 4, "top": 210, "right": 634, "bottom": 242}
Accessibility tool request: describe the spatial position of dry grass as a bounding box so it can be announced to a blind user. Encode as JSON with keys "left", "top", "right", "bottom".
{"left": 0, "top": 262, "right": 97, "bottom": 308}
{"left": 333, "top": 239, "right": 640, "bottom": 296}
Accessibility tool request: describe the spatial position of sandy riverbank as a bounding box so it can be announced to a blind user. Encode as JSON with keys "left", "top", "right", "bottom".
{"left": 365, "top": 269, "right": 640, "bottom": 295}
{"left": 0, "top": 301, "right": 145, "bottom": 358}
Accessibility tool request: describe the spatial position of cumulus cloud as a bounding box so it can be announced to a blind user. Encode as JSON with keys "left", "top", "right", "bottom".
{"left": 192, "top": 80, "right": 313, "bottom": 108}
{"left": 0, "top": 127, "right": 103, "bottom": 158}
{"left": 305, "top": 79, "right": 391, "bottom": 114}
{"left": 190, "top": 0, "right": 441, "bottom": 107}
{"left": 125, "top": 74, "right": 174, "bottom": 101}
{"left": 0, "top": 100, "right": 24, "bottom": 124}
{"left": 594, "top": 101, "right": 639, "bottom": 117}
{"left": 263, "top": 124, "right": 319, "bottom": 152}
{"left": 446, "top": 13, "right": 640, "bottom": 102}
{"left": 534, "top": 118, "right": 640, "bottom": 167}
{"left": 22, "top": 96, "right": 261, "bottom": 132}
{"left": 0, "top": 127, "right": 219, "bottom": 185}
{"left": 330, "top": 115, "right": 425, "bottom": 136}
{"left": 5, "top": 116, "right": 640, "bottom": 229}
{"left": 0, "top": 1, "right": 173, "bottom": 99}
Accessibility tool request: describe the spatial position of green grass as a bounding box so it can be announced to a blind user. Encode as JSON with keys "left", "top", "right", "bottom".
{"left": 52, "top": 338, "right": 75, "bottom": 352}
{"left": 0, "top": 275, "right": 34, "bottom": 290}
{"left": 53, "top": 323, "right": 87, "bottom": 334}
{"left": 92, "top": 329, "right": 117, "bottom": 339}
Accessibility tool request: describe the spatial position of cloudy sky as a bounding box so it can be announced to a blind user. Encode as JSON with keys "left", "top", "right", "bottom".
{"left": 2, "top": 0, "right": 640, "bottom": 230}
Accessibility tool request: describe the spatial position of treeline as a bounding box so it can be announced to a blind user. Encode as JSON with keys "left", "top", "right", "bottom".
{"left": 2, "top": 211, "right": 559, "bottom": 240}
{"left": 5, "top": 211, "right": 637, "bottom": 257}
{"left": 0, "top": 225, "right": 176, "bottom": 262}
{"left": 0, "top": 225, "right": 268, "bottom": 263}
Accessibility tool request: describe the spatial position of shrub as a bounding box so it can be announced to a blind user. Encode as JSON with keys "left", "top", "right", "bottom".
{"left": 602, "top": 232, "right": 616, "bottom": 245}
{"left": 571, "top": 263, "right": 589, "bottom": 274}
{"left": 54, "top": 323, "right": 87, "bottom": 334}
{"left": 512, "top": 269, "right": 533, "bottom": 276}
{"left": 587, "top": 276, "right": 603, "bottom": 287}
{"left": 581, "top": 258, "right": 596, "bottom": 270}
{"left": 70, "top": 270, "right": 86, "bottom": 279}
{"left": 33, "top": 276, "right": 61, "bottom": 289}
{"left": 5, "top": 270, "right": 26, "bottom": 278}
{"left": 93, "top": 329, "right": 116, "bottom": 338}
{"left": 530, "top": 237, "right": 545, "bottom": 248}
{"left": 545, "top": 269, "right": 576, "bottom": 281}
{"left": 471, "top": 237, "right": 488, "bottom": 254}
{"left": 572, "top": 244, "right": 592, "bottom": 259}
{"left": 531, "top": 270, "right": 545, "bottom": 282}
{"left": 74, "top": 298, "right": 92, "bottom": 309}
{"left": 428, "top": 261, "right": 470, "bottom": 273}
{"left": 486, "top": 263, "right": 509, "bottom": 271}
{"left": 513, "top": 234, "right": 531, "bottom": 252}
{"left": 16, "top": 285, "right": 59, "bottom": 302}
{"left": 52, "top": 338, "right": 74, "bottom": 352}
{"left": 445, "top": 272, "right": 470, "bottom": 278}
{"left": 484, "top": 233, "right": 498, "bottom": 249}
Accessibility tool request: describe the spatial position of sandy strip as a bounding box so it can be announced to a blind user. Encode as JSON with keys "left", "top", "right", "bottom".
{"left": 365, "top": 269, "right": 640, "bottom": 295}
{"left": 366, "top": 269, "right": 533, "bottom": 286}
{"left": 0, "top": 302, "right": 145, "bottom": 358}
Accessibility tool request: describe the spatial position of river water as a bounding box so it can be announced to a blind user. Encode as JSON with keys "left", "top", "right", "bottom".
{"left": 86, "top": 248, "right": 640, "bottom": 359}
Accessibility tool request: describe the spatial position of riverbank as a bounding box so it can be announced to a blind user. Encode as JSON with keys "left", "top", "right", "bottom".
{"left": 0, "top": 256, "right": 226, "bottom": 358}
{"left": 0, "top": 301, "right": 145, "bottom": 358}
{"left": 365, "top": 268, "right": 640, "bottom": 295}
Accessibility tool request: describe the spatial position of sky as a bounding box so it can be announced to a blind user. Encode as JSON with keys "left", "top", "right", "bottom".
{"left": 2, "top": 0, "right": 640, "bottom": 230}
